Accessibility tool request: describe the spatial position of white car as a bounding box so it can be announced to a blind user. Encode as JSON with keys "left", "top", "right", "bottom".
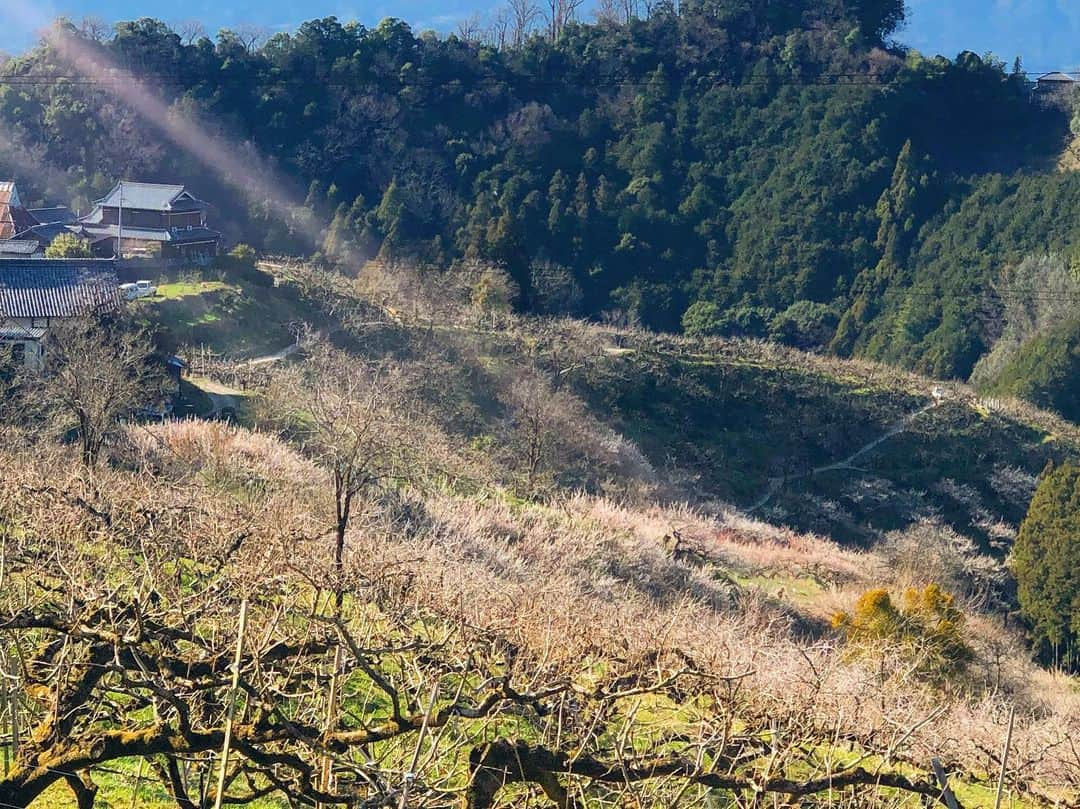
{"left": 120, "top": 280, "right": 157, "bottom": 300}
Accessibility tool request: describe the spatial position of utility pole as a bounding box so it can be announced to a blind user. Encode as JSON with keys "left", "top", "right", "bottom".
{"left": 117, "top": 181, "right": 124, "bottom": 260}
{"left": 993, "top": 706, "right": 1016, "bottom": 809}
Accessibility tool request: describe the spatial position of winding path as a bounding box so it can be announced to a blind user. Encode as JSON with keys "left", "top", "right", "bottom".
{"left": 748, "top": 400, "right": 941, "bottom": 513}
{"left": 187, "top": 339, "right": 302, "bottom": 418}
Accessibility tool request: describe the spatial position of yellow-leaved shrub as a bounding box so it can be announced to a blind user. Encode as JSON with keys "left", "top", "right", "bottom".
{"left": 832, "top": 584, "right": 973, "bottom": 682}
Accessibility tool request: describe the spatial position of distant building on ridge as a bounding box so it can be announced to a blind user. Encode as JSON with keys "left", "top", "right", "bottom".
{"left": 1034, "top": 72, "right": 1079, "bottom": 106}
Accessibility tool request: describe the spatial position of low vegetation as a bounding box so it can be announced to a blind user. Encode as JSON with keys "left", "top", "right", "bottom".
{"left": 136, "top": 265, "right": 324, "bottom": 358}
{"left": 42, "top": 232, "right": 92, "bottom": 258}
{"left": 833, "top": 584, "right": 974, "bottom": 683}
{"left": 1, "top": 258, "right": 1077, "bottom": 809}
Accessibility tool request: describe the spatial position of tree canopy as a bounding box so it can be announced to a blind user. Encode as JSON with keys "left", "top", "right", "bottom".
{"left": 0, "top": 2, "right": 1071, "bottom": 382}
{"left": 1013, "top": 462, "right": 1080, "bottom": 669}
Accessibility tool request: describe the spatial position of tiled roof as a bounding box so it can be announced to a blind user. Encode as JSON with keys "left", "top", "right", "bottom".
{"left": 80, "top": 224, "right": 221, "bottom": 243}
{"left": 28, "top": 206, "right": 76, "bottom": 225}
{"left": 95, "top": 182, "right": 206, "bottom": 212}
{"left": 0, "top": 182, "right": 20, "bottom": 208}
{"left": 0, "top": 240, "right": 41, "bottom": 255}
{"left": 0, "top": 325, "right": 46, "bottom": 339}
{"left": 0, "top": 181, "right": 39, "bottom": 240}
{"left": 21, "top": 222, "right": 79, "bottom": 242}
{"left": 1037, "top": 72, "right": 1078, "bottom": 83}
{"left": 0, "top": 260, "right": 121, "bottom": 318}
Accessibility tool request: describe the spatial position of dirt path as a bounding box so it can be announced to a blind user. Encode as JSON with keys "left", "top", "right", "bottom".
{"left": 236, "top": 341, "right": 301, "bottom": 367}
{"left": 748, "top": 400, "right": 941, "bottom": 513}
{"left": 185, "top": 338, "right": 303, "bottom": 419}
{"left": 187, "top": 375, "right": 243, "bottom": 418}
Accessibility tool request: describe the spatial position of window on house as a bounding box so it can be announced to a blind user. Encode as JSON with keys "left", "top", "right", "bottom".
{"left": 10, "top": 342, "right": 25, "bottom": 365}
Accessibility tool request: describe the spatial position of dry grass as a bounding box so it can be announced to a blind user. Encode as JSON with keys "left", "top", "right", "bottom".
{"left": 332, "top": 479, "right": 1080, "bottom": 799}
{"left": 7, "top": 415, "right": 1077, "bottom": 805}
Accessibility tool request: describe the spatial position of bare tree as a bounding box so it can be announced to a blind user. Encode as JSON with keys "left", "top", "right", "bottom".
{"left": 0, "top": 433, "right": 972, "bottom": 809}
{"left": 78, "top": 15, "right": 111, "bottom": 42}
{"left": 176, "top": 18, "right": 207, "bottom": 45}
{"left": 0, "top": 448, "right": 561, "bottom": 809}
{"left": 486, "top": 7, "right": 512, "bottom": 49}
{"left": 457, "top": 12, "right": 485, "bottom": 44}
{"left": 546, "top": 0, "right": 585, "bottom": 40}
{"left": 262, "top": 342, "right": 415, "bottom": 604}
{"left": 14, "top": 314, "right": 163, "bottom": 466}
{"left": 596, "top": 0, "right": 638, "bottom": 23}
{"left": 595, "top": 0, "right": 621, "bottom": 23}
{"left": 508, "top": 0, "right": 541, "bottom": 46}
{"left": 234, "top": 23, "right": 269, "bottom": 52}
{"left": 498, "top": 369, "right": 586, "bottom": 494}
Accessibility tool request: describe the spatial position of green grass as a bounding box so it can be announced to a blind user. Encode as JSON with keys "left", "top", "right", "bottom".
{"left": 143, "top": 274, "right": 326, "bottom": 359}
{"left": 153, "top": 280, "right": 230, "bottom": 300}
{"left": 730, "top": 570, "right": 828, "bottom": 606}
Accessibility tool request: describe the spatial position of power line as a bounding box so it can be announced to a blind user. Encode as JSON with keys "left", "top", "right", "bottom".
{"left": 0, "top": 66, "right": 1064, "bottom": 89}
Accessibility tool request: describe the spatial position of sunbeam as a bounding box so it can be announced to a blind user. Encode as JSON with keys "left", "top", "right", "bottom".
{"left": 2, "top": 0, "right": 345, "bottom": 260}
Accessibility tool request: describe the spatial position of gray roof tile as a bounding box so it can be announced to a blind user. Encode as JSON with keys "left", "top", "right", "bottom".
{"left": 78, "top": 223, "right": 221, "bottom": 243}
{"left": 96, "top": 182, "right": 206, "bottom": 212}
{"left": 0, "top": 260, "right": 121, "bottom": 318}
{"left": 0, "top": 240, "right": 41, "bottom": 255}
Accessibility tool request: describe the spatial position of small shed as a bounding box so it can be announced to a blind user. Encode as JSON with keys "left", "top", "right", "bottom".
{"left": 1035, "top": 72, "right": 1079, "bottom": 102}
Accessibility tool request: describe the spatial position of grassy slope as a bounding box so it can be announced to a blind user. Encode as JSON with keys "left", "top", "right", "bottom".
{"left": 135, "top": 271, "right": 325, "bottom": 358}
{"left": 145, "top": 272, "right": 1080, "bottom": 551}
{"left": 578, "top": 336, "right": 1075, "bottom": 549}
{"left": 25, "top": 276, "right": 1080, "bottom": 808}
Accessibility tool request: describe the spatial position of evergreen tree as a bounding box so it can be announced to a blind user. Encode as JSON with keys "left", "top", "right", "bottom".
{"left": 1013, "top": 462, "right": 1080, "bottom": 669}
{"left": 832, "top": 140, "right": 931, "bottom": 356}
{"left": 874, "top": 140, "right": 928, "bottom": 268}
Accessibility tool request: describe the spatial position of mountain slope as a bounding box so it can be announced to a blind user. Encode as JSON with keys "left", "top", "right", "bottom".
{"left": 0, "top": 7, "right": 1068, "bottom": 389}
{"left": 213, "top": 261, "right": 1080, "bottom": 551}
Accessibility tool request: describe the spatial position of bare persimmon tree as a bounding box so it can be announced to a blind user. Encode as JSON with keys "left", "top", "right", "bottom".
{"left": 260, "top": 340, "right": 425, "bottom": 603}
{"left": 0, "top": 423, "right": 998, "bottom": 809}
{"left": 13, "top": 313, "right": 164, "bottom": 466}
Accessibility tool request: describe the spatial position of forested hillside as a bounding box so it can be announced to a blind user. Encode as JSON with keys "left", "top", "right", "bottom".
{"left": 1, "top": 0, "right": 1078, "bottom": 384}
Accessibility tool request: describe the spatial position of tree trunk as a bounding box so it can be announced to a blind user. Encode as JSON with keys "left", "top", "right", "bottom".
{"left": 0, "top": 767, "right": 67, "bottom": 809}
{"left": 465, "top": 741, "right": 570, "bottom": 809}
{"left": 64, "top": 770, "right": 98, "bottom": 809}
{"left": 151, "top": 755, "right": 201, "bottom": 809}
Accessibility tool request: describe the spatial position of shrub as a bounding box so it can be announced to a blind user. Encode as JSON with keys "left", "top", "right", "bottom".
{"left": 228, "top": 243, "right": 258, "bottom": 267}
{"left": 681, "top": 301, "right": 776, "bottom": 339}
{"left": 530, "top": 260, "right": 583, "bottom": 315}
{"left": 881, "top": 520, "right": 1007, "bottom": 609}
{"left": 44, "top": 232, "right": 92, "bottom": 258}
{"left": 768, "top": 301, "right": 839, "bottom": 349}
{"left": 832, "top": 584, "right": 973, "bottom": 681}
{"left": 681, "top": 300, "right": 724, "bottom": 337}
{"left": 470, "top": 266, "right": 518, "bottom": 327}
{"left": 214, "top": 243, "right": 273, "bottom": 286}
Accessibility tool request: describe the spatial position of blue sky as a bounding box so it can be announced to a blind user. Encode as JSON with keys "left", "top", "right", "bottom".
{"left": 1, "top": 0, "right": 1078, "bottom": 74}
